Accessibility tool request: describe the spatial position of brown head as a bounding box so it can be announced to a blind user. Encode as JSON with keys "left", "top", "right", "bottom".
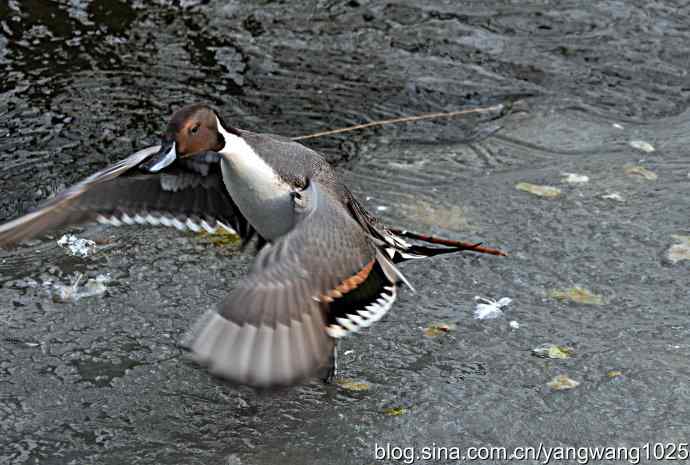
{"left": 143, "top": 103, "right": 238, "bottom": 172}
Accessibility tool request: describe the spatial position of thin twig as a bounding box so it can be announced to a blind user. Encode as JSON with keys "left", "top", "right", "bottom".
{"left": 291, "top": 104, "right": 505, "bottom": 141}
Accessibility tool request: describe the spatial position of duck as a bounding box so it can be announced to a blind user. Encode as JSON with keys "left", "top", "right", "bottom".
{"left": 0, "top": 103, "right": 503, "bottom": 387}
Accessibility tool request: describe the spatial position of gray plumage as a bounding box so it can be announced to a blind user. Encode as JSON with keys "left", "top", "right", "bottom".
{"left": 0, "top": 104, "right": 470, "bottom": 387}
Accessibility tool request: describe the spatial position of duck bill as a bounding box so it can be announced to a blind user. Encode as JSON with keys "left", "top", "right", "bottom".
{"left": 143, "top": 138, "right": 177, "bottom": 172}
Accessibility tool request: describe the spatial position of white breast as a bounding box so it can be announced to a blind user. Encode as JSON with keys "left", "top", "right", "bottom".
{"left": 219, "top": 127, "right": 295, "bottom": 240}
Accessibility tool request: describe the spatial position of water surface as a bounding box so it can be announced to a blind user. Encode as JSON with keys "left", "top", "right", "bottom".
{"left": 1, "top": 1, "right": 689, "bottom": 464}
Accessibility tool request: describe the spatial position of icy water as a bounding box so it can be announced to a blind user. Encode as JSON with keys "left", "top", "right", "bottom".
{"left": 1, "top": 1, "right": 689, "bottom": 464}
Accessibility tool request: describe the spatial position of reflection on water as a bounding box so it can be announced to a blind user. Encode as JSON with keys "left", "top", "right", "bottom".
{"left": 1, "top": 1, "right": 690, "bottom": 464}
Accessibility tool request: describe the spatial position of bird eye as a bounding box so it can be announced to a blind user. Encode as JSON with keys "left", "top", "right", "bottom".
{"left": 190, "top": 124, "right": 200, "bottom": 135}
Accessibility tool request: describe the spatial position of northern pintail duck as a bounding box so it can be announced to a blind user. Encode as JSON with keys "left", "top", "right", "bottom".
{"left": 0, "top": 104, "right": 503, "bottom": 387}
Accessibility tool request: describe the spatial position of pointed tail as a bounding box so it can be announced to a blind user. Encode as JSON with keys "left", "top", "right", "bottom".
{"left": 386, "top": 228, "right": 507, "bottom": 263}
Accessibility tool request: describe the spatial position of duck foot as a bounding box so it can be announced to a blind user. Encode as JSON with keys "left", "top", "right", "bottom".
{"left": 322, "top": 343, "right": 338, "bottom": 384}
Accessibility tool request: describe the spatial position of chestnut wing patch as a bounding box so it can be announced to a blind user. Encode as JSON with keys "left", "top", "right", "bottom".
{"left": 324, "top": 259, "right": 397, "bottom": 338}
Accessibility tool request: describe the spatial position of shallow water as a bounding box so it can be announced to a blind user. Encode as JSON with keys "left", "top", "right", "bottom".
{"left": 1, "top": 1, "right": 689, "bottom": 464}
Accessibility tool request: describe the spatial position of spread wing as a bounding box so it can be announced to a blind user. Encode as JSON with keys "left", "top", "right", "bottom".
{"left": 186, "top": 180, "right": 402, "bottom": 387}
{"left": 0, "top": 146, "right": 252, "bottom": 247}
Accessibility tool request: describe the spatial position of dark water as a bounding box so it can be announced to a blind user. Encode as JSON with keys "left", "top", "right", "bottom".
{"left": 1, "top": 1, "right": 689, "bottom": 464}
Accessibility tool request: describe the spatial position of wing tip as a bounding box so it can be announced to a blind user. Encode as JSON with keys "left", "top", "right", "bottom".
{"left": 182, "top": 309, "right": 332, "bottom": 388}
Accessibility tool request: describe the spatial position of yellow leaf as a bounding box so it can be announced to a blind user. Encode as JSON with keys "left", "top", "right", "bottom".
{"left": 424, "top": 322, "right": 456, "bottom": 337}
{"left": 516, "top": 182, "right": 562, "bottom": 198}
{"left": 549, "top": 287, "right": 604, "bottom": 305}
{"left": 383, "top": 407, "right": 407, "bottom": 416}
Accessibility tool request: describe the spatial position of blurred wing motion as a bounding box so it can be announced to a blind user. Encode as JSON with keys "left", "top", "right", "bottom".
{"left": 186, "top": 180, "right": 403, "bottom": 387}
{"left": 0, "top": 146, "right": 251, "bottom": 247}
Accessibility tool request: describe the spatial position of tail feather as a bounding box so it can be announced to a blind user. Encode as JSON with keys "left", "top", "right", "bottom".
{"left": 391, "top": 243, "right": 468, "bottom": 263}
{"left": 346, "top": 194, "right": 506, "bottom": 263}
{"left": 387, "top": 228, "right": 507, "bottom": 258}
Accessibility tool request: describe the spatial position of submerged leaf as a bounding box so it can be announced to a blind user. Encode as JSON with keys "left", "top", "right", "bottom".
{"left": 601, "top": 192, "right": 625, "bottom": 202}
{"left": 629, "top": 140, "right": 655, "bottom": 153}
{"left": 533, "top": 343, "right": 574, "bottom": 359}
{"left": 668, "top": 235, "right": 690, "bottom": 263}
{"left": 624, "top": 165, "right": 657, "bottom": 181}
{"left": 516, "top": 182, "right": 561, "bottom": 198}
{"left": 561, "top": 173, "right": 589, "bottom": 184}
{"left": 399, "top": 199, "right": 471, "bottom": 231}
{"left": 549, "top": 287, "right": 604, "bottom": 305}
{"left": 547, "top": 374, "right": 580, "bottom": 390}
{"left": 336, "top": 379, "right": 370, "bottom": 391}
